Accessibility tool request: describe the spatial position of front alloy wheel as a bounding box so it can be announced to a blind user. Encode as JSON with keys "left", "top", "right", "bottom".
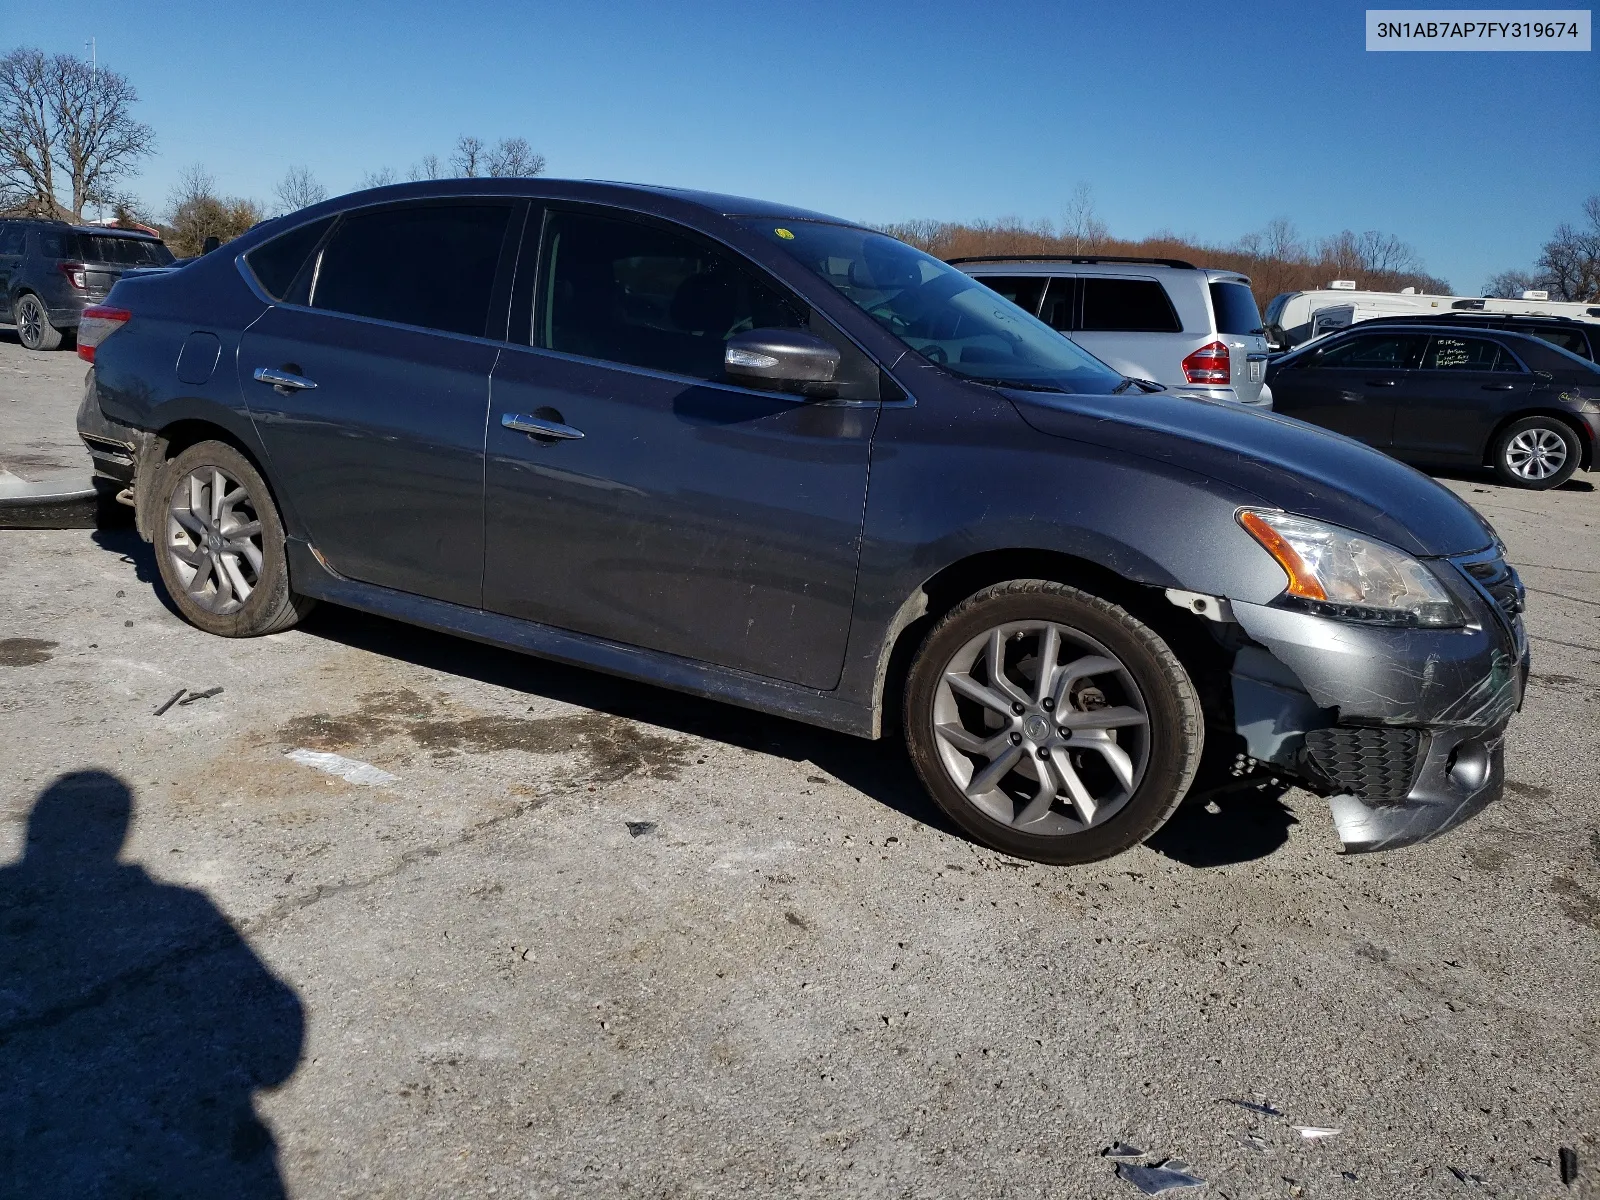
{"left": 931, "top": 621, "right": 1150, "bottom": 835}
{"left": 904, "top": 580, "right": 1202, "bottom": 865}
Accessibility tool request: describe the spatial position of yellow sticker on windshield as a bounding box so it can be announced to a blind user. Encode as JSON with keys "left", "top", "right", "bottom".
{"left": 775, "top": 227, "right": 795, "bottom": 240}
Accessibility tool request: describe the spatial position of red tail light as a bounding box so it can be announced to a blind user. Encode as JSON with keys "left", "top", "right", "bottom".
{"left": 76, "top": 305, "right": 131, "bottom": 363}
{"left": 1182, "top": 340, "right": 1231, "bottom": 385}
{"left": 58, "top": 261, "right": 87, "bottom": 289}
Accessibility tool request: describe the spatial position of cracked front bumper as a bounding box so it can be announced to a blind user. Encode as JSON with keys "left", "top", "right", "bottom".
{"left": 1225, "top": 586, "right": 1528, "bottom": 854}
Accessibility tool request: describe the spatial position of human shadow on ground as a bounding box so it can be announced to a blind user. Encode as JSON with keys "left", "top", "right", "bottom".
{"left": 0, "top": 771, "right": 304, "bottom": 1198}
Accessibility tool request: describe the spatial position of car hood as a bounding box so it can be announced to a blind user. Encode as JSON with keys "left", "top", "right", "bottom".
{"left": 1004, "top": 390, "right": 1495, "bottom": 558}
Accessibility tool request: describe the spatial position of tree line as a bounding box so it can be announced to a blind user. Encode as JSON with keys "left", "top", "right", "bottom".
{"left": 1483, "top": 196, "right": 1600, "bottom": 303}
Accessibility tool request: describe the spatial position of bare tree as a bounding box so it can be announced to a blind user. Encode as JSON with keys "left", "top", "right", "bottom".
{"left": 167, "top": 164, "right": 264, "bottom": 258}
{"left": 0, "top": 47, "right": 154, "bottom": 219}
{"left": 1535, "top": 194, "right": 1600, "bottom": 302}
{"left": 451, "top": 135, "right": 486, "bottom": 178}
{"left": 1060, "top": 182, "right": 1109, "bottom": 252}
{"left": 359, "top": 166, "right": 398, "bottom": 189}
{"left": 1482, "top": 268, "right": 1544, "bottom": 299}
{"left": 272, "top": 165, "right": 327, "bottom": 215}
{"left": 485, "top": 137, "right": 546, "bottom": 178}
{"left": 407, "top": 153, "right": 443, "bottom": 182}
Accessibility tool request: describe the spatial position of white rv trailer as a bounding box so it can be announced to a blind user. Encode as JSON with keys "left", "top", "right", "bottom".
{"left": 1265, "top": 283, "right": 1600, "bottom": 348}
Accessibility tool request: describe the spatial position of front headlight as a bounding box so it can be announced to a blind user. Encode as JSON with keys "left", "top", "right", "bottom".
{"left": 1238, "top": 509, "right": 1464, "bottom": 628}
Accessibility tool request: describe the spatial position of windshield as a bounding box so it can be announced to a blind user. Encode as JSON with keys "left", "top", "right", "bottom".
{"left": 74, "top": 234, "right": 175, "bottom": 267}
{"left": 746, "top": 220, "right": 1126, "bottom": 394}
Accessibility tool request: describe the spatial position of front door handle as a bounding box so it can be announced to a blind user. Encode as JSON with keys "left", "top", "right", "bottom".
{"left": 502, "top": 412, "right": 584, "bottom": 440}
{"left": 1364, "top": 379, "right": 1398, "bottom": 387}
{"left": 253, "top": 366, "right": 317, "bottom": 392}
{"left": 1480, "top": 383, "right": 1518, "bottom": 391}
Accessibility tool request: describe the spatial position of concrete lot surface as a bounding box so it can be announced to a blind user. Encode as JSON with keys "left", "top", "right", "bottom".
{"left": 0, "top": 340, "right": 1596, "bottom": 1196}
{"left": 0, "top": 332, "right": 87, "bottom": 480}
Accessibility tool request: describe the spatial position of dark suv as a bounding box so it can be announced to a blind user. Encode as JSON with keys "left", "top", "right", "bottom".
{"left": 0, "top": 218, "right": 174, "bottom": 350}
{"left": 75, "top": 181, "right": 1529, "bottom": 864}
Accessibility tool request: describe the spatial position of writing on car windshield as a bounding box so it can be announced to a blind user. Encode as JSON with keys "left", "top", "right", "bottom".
{"left": 747, "top": 221, "right": 1126, "bottom": 395}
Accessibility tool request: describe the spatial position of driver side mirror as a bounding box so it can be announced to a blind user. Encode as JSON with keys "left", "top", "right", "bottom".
{"left": 724, "top": 329, "right": 842, "bottom": 398}
{"left": 1263, "top": 323, "right": 1288, "bottom": 354}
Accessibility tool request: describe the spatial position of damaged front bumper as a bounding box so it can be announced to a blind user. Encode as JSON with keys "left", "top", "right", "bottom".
{"left": 1218, "top": 549, "right": 1528, "bottom": 853}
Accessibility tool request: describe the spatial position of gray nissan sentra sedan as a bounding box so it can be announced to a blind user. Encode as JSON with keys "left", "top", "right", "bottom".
{"left": 74, "top": 180, "right": 1529, "bottom": 864}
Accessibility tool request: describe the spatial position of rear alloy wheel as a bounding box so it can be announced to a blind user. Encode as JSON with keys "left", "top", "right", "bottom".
{"left": 904, "top": 580, "right": 1202, "bottom": 865}
{"left": 14, "top": 294, "right": 63, "bottom": 351}
{"left": 153, "top": 440, "right": 314, "bottom": 637}
{"left": 1491, "top": 416, "right": 1579, "bottom": 490}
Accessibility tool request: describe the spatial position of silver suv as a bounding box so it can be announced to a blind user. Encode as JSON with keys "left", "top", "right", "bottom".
{"left": 954, "top": 256, "right": 1272, "bottom": 407}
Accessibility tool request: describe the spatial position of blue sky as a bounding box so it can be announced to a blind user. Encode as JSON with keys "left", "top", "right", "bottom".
{"left": 8, "top": 0, "right": 1596, "bottom": 291}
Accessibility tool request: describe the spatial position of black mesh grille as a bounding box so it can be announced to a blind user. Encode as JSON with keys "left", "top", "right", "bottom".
{"left": 1460, "top": 551, "right": 1524, "bottom": 619}
{"left": 1304, "top": 727, "right": 1423, "bottom": 804}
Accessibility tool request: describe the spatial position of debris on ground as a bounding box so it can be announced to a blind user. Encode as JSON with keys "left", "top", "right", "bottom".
{"left": 177, "top": 686, "right": 223, "bottom": 705}
{"left": 1448, "top": 1165, "right": 1489, "bottom": 1187}
{"left": 284, "top": 748, "right": 399, "bottom": 786}
{"left": 1234, "top": 1131, "right": 1269, "bottom": 1153}
{"left": 1114, "top": 1158, "right": 1206, "bottom": 1194}
{"left": 1561, "top": 1147, "right": 1578, "bottom": 1186}
{"left": 1101, "top": 1142, "right": 1146, "bottom": 1159}
{"left": 626, "top": 821, "right": 657, "bottom": 837}
{"left": 1293, "top": 1126, "right": 1341, "bottom": 1141}
{"left": 153, "top": 689, "right": 185, "bottom": 716}
{"left": 1220, "top": 1096, "right": 1284, "bottom": 1117}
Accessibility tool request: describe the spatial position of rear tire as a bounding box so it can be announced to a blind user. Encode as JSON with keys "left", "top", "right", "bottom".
{"left": 1491, "top": 416, "right": 1579, "bottom": 489}
{"left": 152, "top": 440, "right": 314, "bottom": 637}
{"left": 14, "top": 294, "right": 63, "bottom": 351}
{"left": 903, "top": 579, "right": 1203, "bottom": 865}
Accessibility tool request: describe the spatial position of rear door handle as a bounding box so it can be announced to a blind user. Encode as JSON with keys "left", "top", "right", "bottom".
{"left": 253, "top": 366, "right": 317, "bottom": 391}
{"left": 1364, "top": 379, "right": 1398, "bottom": 387}
{"left": 502, "top": 412, "right": 584, "bottom": 440}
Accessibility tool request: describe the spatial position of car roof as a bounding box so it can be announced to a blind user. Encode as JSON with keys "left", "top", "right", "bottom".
{"left": 1359, "top": 311, "right": 1588, "bottom": 327}
{"left": 304, "top": 177, "right": 857, "bottom": 227}
{"left": 0, "top": 217, "right": 160, "bottom": 241}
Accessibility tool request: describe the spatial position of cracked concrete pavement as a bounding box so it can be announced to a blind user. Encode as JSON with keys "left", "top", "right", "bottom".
{"left": 0, "top": 337, "right": 1597, "bottom": 1197}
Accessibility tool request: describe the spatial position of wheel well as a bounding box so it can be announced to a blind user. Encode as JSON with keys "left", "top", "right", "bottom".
{"left": 137, "top": 419, "right": 280, "bottom": 540}
{"left": 873, "top": 548, "right": 1228, "bottom": 740}
{"left": 1484, "top": 409, "right": 1593, "bottom": 470}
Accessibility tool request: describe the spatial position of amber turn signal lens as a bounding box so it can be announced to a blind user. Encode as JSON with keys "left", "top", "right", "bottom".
{"left": 1239, "top": 510, "right": 1328, "bottom": 601}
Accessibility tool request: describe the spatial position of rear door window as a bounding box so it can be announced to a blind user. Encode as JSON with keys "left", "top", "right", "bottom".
{"left": 0, "top": 225, "right": 25, "bottom": 255}
{"left": 973, "top": 276, "right": 1046, "bottom": 316}
{"left": 1315, "top": 334, "right": 1426, "bottom": 369}
{"left": 1039, "top": 277, "right": 1075, "bottom": 331}
{"left": 312, "top": 202, "right": 513, "bottom": 338}
{"left": 1080, "top": 277, "right": 1182, "bottom": 333}
{"left": 1421, "top": 336, "right": 1500, "bottom": 371}
{"left": 1209, "top": 281, "right": 1262, "bottom": 335}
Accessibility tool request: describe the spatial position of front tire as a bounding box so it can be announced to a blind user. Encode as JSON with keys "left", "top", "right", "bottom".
{"left": 903, "top": 580, "right": 1202, "bottom": 865}
{"left": 152, "top": 441, "right": 314, "bottom": 637}
{"left": 14, "top": 294, "right": 63, "bottom": 351}
{"left": 1491, "top": 416, "right": 1579, "bottom": 489}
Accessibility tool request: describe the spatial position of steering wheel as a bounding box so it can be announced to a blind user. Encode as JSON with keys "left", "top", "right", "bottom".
{"left": 920, "top": 344, "right": 948, "bottom": 364}
{"left": 865, "top": 302, "right": 913, "bottom": 335}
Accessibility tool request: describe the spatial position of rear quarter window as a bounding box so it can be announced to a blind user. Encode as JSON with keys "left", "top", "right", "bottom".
{"left": 246, "top": 217, "right": 336, "bottom": 302}
{"left": 1080, "top": 277, "right": 1182, "bottom": 333}
{"left": 1209, "top": 281, "right": 1263, "bottom": 335}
